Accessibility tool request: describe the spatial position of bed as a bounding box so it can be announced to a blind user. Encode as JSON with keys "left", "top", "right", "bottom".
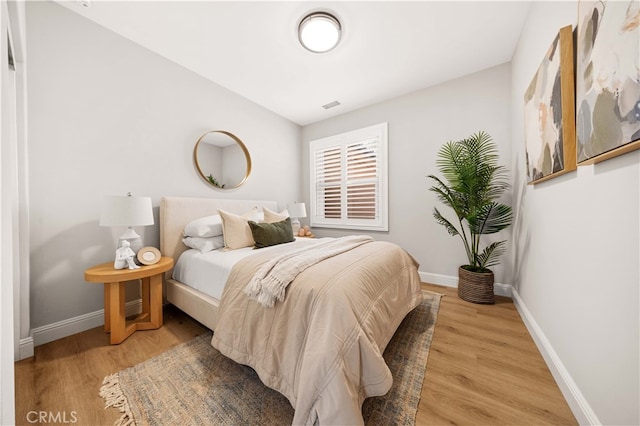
{"left": 159, "top": 196, "right": 423, "bottom": 425}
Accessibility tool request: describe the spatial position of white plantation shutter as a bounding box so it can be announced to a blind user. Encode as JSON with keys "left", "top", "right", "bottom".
{"left": 310, "top": 123, "right": 388, "bottom": 231}
{"left": 314, "top": 146, "right": 342, "bottom": 219}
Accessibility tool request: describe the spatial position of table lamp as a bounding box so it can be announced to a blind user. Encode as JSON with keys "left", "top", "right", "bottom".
{"left": 100, "top": 192, "right": 154, "bottom": 256}
{"left": 287, "top": 202, "right": 307, "bottom": 234}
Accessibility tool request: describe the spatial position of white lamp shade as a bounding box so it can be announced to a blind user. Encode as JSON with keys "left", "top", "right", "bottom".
{"left": 287, "top": 202, "right": 307, "bottom": 219}
{"left": 100, "top": 195, "right": 154, "bottom": 227}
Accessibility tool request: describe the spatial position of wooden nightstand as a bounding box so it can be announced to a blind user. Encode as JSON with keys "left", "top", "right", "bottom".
{"left": 84, "top": 256, "right": 174, "bottom": 344}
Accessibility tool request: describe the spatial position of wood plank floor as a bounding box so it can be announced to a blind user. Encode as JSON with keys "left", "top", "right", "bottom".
{"left": 14, "top": 283, "right": 576, "bottom": 425}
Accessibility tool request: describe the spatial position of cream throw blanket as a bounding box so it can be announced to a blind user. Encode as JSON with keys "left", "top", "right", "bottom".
{"left": 244, "top": 235, "right": 373, "bottom": 307}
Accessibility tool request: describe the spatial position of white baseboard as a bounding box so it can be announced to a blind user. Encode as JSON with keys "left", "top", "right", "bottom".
{"left": 511, "top": 288, "right": 600, "bottom": 425}
{"left": 30, "top": 299, "right": 142, "bottom": 349}
{"left": 18, "top": 337, "right": 34, "bottom": 361}
{"left": 419, "top": 270, "right": 512, "bottom": 297}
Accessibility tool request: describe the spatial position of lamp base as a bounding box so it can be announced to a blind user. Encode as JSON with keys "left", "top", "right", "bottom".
{"left": 118, "top": 228, "right": 143, "bottom": 265}
{"left": 291, "top": 218, "right": 301, "bottom": 234}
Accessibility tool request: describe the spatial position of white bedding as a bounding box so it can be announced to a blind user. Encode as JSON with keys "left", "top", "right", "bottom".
{"left": 172, "top": 237, "right": 324, "bottom": 299}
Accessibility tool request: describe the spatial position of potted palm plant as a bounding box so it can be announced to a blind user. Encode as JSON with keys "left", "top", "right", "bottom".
{"left": 427, "top": 131, "right": 512, "bottom": 304}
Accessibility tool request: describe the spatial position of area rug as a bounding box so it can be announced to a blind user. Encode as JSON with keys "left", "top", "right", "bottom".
{"left": 100, "top": 290, "right": 442, "bottom": 425}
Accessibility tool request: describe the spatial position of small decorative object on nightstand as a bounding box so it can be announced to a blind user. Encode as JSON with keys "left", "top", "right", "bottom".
{"left": 297, "top": 225, "right": 315, "bottom": 238}
{"left": 84, "top": 256, "right": 173, "bottom": 344}
{"left": 137, "top": 246, "right": 161, "bottom": 265}
{"left": 114, "top": 240, "right": 140, "bottom": 270}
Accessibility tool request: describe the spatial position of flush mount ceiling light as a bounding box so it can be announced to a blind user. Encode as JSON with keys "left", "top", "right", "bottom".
{"left": 298, "top": 11, "right": 342, "bottom": 53}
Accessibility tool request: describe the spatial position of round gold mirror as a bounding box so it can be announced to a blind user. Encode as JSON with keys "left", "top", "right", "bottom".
{"left": 193, "top": 130, "right": 252, "bottom": 189}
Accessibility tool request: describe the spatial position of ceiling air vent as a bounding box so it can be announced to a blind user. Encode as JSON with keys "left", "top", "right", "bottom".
{"left": 322, "top": 101, "right": 341, "bottom": 110}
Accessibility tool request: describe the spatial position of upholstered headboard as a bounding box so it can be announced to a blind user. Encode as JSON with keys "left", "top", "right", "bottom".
{"left": 159, "top": 197, "right": 278, "bottom": 265}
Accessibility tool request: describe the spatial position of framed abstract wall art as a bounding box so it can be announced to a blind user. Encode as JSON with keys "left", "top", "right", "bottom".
{"left": 524, "top": 25, "right": 576, "bottom": 184}
{"left": 576, "top": 0, "right": 640, "bottom": 164}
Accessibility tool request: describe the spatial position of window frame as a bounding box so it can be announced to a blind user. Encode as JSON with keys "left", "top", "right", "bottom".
{"left": 309, "top": 122, "right": 388, "bottom": 232}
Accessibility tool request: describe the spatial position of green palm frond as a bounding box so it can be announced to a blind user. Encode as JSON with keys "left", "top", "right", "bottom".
{"left": 433, "top": 207, "right": 460, "bottom": 237}
{"left": 428, "top": 175, "right": 467, "bottom": 219}
{"left": 476, "top": 241, "right": 507, "bottom": 269}
{"left": 468, "top": 202, "right": 513, "bottom": 235}
{"left": 435, "top": 141, "right": 466, "bottom": 188}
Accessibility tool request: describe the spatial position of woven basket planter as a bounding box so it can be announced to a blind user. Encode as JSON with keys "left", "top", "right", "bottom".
{"left": 457, "top": 266, "right": 495, "bottom": 304}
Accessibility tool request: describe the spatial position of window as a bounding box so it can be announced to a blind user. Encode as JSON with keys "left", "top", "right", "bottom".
{"left": 309, "top": 122, "right": 388, "bottom": 231}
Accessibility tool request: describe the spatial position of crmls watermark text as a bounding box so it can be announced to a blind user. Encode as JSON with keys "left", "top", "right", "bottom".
{"left": 26, "top": 411, "right": 78, "bottom": 424}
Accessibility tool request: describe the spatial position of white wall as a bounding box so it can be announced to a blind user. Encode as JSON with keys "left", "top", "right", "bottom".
{"left": 511, "top": 2, "right": 639, "bottom": 424}
{"left": 302, "top": 64, "right": 513, "bottom": 287}
{"left": 26, "top": 1, "right": 301, "bottom": 331}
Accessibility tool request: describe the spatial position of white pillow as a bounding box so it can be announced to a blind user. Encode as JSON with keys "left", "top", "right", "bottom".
{"left": 218, "top": 208, "right": 260, "bottom": 250}
{"left": 183, "top": 214, "right": 223, "bottom": 238}
{"left": 263, "top": 207, "right": 289, "bottom": 224}
{"left": 182, "top": 236, "right": 225, "bottom": 253}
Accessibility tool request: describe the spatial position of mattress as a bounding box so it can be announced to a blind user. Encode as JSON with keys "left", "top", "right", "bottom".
{"left": 172, "top": 237, "right": 323, "bottom": 299}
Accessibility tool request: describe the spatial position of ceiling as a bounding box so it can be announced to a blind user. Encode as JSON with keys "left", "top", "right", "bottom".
{"left": 58, "top": 1, "right": 532, "bottom": 126}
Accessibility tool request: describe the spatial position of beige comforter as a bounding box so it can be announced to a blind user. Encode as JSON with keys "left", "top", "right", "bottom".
{"left": 211, "top": 238, "right": 423, "bottom": 425}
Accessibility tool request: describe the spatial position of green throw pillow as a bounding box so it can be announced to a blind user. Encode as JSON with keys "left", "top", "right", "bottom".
{"left": 248, "top": 217, "right": 295, "bottom": 249}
